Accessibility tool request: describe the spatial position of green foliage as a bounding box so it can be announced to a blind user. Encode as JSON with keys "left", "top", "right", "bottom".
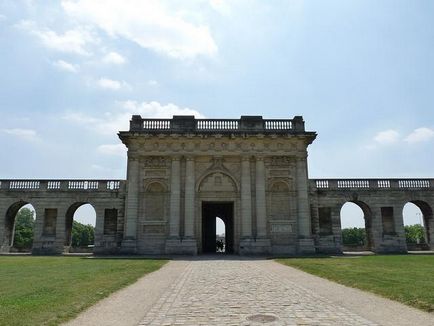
{"left": 405, "top": 224, "right": 426, "bottom": 244}
{"left": 341, "top": 227, "right": 366, "bottom": 246}
{"left": 278, "top": 255, "right": 434, "bottom": 312}
{"left": 13, "top": 208, "right": 35, "bottom": 250}
{"left": 71, "top": 221, "right": 95, "bottom": 247}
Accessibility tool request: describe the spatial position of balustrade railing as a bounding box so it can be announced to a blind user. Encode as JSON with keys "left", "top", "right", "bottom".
{"left": 129, "top": 115, "right": 305, "bottom": 132}
{"left": 196, "top": 119, "right": 239, "bottom": 130}
{"left": 313, "top": 179, "right": 434, "bottom": 190}
{"left": 142, "top": 119, "right": 171, "bottom": 130}
{"left": 265, "top": 120, "right": 292, "bottom": 130}
{"left": 0, "top": 180, "right": 124, "bottom": 191}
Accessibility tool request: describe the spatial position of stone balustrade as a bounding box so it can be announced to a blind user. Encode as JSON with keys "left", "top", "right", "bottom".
{"left": 311, "top": 178, "right": 434, "bottom": 190}
{"left": 128, "top": 115, "right": 306, "bottom": 133}
{"left": 0, "top": 180, "right": 125, "bottom": 191}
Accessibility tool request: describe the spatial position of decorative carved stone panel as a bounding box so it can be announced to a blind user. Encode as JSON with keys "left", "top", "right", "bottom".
{"left": 268, "top": 181, "right": 290, "bottom": 220}
{"left": 142, "top": 224, "right": 166, "bottom": 234}
{"left": 270, "top": 223, "right": 293, "bottom": 234}
{"left": 269, "top": 156, "right": 294, "bottom": 167}
{"left": 144, "top": 181, "right": 167, "bottom": 221}
{"left": 143, "top": 156, "right": 169, "bottom": 168}
{"left": 199, "top": 172, "right": 237, "bottom": 192}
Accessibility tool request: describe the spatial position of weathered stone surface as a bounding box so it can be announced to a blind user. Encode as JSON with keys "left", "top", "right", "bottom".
{"left": 1, "top": 116, "right": 433, "bottom": 255}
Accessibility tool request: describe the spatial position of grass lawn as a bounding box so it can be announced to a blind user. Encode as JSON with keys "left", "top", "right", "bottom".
{"left": 277, "top": 255, "right": 434, "bottom": 312}
{"left": 0, "top": 256, "right": 167, "bottom": 326}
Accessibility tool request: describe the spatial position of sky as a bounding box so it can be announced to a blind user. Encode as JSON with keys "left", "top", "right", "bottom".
{"left": 1, "top": 0, "right": 432, "bottom": 228}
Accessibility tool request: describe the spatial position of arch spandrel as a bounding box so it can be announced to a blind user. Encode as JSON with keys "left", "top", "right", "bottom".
{"left": 145, "top": 181, "right": 168, "bottom": 193}
{"left": 198, "top": 172, "right": 237, "bottom": 193}
{"left": 269, "top": 180, "right": 290, "bottom": 192}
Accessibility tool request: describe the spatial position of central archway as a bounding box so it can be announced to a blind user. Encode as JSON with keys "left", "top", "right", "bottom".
{"left": 202, "top": 202, "right": 234, "bottom": 254}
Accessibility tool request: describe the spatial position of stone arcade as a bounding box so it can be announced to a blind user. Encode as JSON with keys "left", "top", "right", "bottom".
{"left": 1, "top": 115, "right": 433, "bottom": 255}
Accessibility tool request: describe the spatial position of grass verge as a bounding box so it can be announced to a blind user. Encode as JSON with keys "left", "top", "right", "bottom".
{"left": 277, "top": 255, "right": 434, "bottom": 312}
{"left": 0, "top": 256, "right": 167, "bottom": 326}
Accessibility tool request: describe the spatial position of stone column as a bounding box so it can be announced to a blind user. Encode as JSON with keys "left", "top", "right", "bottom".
{"left": 255, "top": 156, "right": 267, "bottom": 238}
{"left": 184, "top": 156, "right": 195, "bottom": 238}
{"left": 121, "top": 155, "right": 139, "bottom": 253}
{"left": 296, "top": 155, "right": 315, "bottom": 253}
{"left": 241, "top": 156, "right": 252, "bottom": 238}
{"left": 169, "top": 157, "right": 181, "bottom": 238}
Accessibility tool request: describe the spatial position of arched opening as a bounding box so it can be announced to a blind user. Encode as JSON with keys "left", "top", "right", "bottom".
{"left": 340, "top": 201, "right": 373, "bottom": 251}
{"left": 201, "top": 202, "right": 234, "bottom": 254}
{"left": 4, "top": 202, "right": 36, "bottom": 252}
{"left": 403, "top": 201, "right": 432, "bottom": 250}
{"left": 216, "top": 217, "right": 226, "bottom": 253}
{"left": 65, "top": 203, "right": 96, "bottom": 253}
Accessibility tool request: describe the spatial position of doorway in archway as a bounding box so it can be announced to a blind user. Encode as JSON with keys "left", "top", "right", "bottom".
{"left": 202, "top": 202, "right": 234, "bottom": 254}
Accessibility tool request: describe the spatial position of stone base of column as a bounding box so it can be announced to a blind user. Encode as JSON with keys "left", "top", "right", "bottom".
{"left": 120, "top": 239, "right": 137, "bottom": 254}
{"left": 239, "top": 238, "right": 271, "bottom": 255}
{"left": 165, "top": 238, "right": 197, "bottom": 255}
{"left": 296, "top": 238, "right": 316, "bottom": 255}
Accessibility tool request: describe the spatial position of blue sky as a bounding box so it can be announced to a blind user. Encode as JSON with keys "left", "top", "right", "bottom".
{"left": 1, "top": 1, "right": 433, "bottom": 227}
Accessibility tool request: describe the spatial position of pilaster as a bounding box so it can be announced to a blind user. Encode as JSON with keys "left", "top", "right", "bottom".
{"left": 296, "top": 155, "right": 315, "bottom": 254}
{"left": 240, "top": 156, "right": 252, "bottom": 238}
{"left": 255, "top": 156, "right": 267, "bottom": 238}
{"left": 184, "top": 156, "right": 195, "bottom": 238}
{"left": 169, "top": 156, "right": 181, "bottom": 238}
{"left": 121, "top": 154, "right": 139, "bottom": 253}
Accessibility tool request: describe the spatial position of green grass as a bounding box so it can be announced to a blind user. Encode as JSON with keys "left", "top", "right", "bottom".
{"left": 0, "top": 256, "right": 167, "bottom": 326}
{"left": 277, "top": 255, "right": 434, "bottom": 312}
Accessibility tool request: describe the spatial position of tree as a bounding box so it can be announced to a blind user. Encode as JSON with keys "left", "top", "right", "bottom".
{"left": 342, "top": 227, "right": 366, "bottom": 246}
{"left": 71, "top": 221, "right": 95, "bottom": 247}
{"left": 13, "top": 208, "right": 35, "bottom": 251}
{"left": 405, "top": 224, "right": 425, "bottom": 244}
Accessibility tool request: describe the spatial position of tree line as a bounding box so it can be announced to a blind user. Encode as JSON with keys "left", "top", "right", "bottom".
{"left": 342, "top": 225, "right": 426, "bottom": 246}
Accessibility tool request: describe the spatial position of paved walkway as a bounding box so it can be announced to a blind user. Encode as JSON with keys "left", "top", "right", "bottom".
{"left": 65, "top": 257, "right": 434, "bottom": 326}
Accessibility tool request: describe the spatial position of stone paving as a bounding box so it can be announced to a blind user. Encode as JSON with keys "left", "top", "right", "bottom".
{"left": 139, "top": 259, "right": 377, "bottom": 326}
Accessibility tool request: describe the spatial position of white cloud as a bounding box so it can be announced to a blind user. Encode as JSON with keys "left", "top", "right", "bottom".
{"left": 53, "top": 59, "right": 79, "bottom": 73}
{"left": 63, "top": 100, "right": 204, "bottom": 135}
{"left": 404, "top": 127, "right": 434, "bottom": 144}
{"left": 102, "top": 51, "right": 126, "bottom": 64}
{"left": 209, "top": 0, "right": 231, "bottom": 16}
{"left": 147, "top": 80, "right": 159, "bottom": 87}
{"left": 2, "top": 128, "right": 39, "bottom": 141}
{"left": 61, "top": 0, "right": 217, "bottom": 59}
{"left": 97, "top": 77, "right": 129, "bottom": 90}
{"left": 97, "top": 144, "right": 126, "bottom": 157}
{"left": 374, "top": 129, "right": 400, "bottom": 145}
{"left": 62, "top": 112, "right": 99, "bottom": 125}
{"left": 16, "top": 20, "right": 95, "bottom": 55}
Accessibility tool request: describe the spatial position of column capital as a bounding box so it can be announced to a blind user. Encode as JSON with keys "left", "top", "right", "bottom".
{"left": 171, "top": 156, "right": 182, "bottom": 162}
{"left": 241, "top": 155, "right": 252, "bottom": 162}
{"left": 185, "top": 156, "right": 195, "bottom": 162}
{"left": 255, "top": 155, "right": 265, "bottom": 162}
{"left": 127, "top": 152, "right": 139, "bottom": 161}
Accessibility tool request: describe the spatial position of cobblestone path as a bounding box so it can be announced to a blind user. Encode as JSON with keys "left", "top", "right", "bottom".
{"left": 139, "top": 259, "right": 377, "bottom": 326}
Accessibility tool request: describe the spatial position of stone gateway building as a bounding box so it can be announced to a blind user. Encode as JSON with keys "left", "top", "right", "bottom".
{"left": 1, "top": 115, "right": 433, "bottom": 255}
{"left": 119, "top": 115, "right": 316, "bottom": 255}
